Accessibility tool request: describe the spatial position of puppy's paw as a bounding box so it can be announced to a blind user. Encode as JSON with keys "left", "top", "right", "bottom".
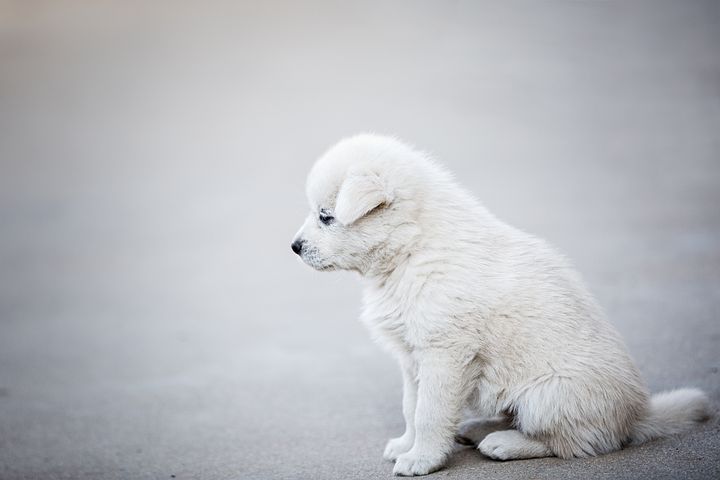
{"left": 392, "top": 450, "right": 445, "bottom": 476}
{"left": 478, "top": 432, "right": 513, "bottom": 461}
{"left": 478, "top": 430, "right": 551, "bottom": 461}
{"left": 384, "top": 435, "right": 414, "bottom": 461}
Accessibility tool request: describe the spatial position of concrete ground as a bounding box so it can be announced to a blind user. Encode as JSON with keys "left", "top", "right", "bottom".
{"left": 1, "top": 1, "right": 719, "bottom": 479}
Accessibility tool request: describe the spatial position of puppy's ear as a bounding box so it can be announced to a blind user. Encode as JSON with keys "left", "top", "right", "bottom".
{"left": 334, "top": 170, "right": 391, "bottom": 225}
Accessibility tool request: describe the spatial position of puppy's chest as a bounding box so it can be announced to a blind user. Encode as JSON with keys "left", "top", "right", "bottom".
{"left": 360, "top": 285, "right": 422, "bottom": 350}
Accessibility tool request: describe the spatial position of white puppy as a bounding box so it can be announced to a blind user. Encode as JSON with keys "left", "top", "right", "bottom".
{"left": 291, "top": 134, "right": 710, "bottom": 476}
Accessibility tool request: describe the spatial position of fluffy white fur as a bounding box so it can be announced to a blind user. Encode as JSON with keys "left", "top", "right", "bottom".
{"left": 292, "top": 134, "right": 710, "bottom": 476}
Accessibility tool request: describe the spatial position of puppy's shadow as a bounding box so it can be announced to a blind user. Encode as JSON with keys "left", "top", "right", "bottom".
{"left": 454, "top": 416, "right": 513, "bottom": 447}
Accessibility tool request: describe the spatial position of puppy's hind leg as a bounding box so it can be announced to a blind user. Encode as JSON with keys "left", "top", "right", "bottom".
{"left": 478, "top": 430, "right": 553, "bottom": 461}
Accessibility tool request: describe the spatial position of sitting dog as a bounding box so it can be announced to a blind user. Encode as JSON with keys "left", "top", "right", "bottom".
{"left": 291, "top": 134, "right": 710, "bottom": 476}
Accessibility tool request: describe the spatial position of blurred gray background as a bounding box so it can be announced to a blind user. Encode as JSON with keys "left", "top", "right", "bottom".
{"left": 1, "top": 1, "right": 718, "bottom": 479}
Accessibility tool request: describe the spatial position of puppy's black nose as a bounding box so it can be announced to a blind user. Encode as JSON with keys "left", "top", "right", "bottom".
{"left": 291, "top": 239, "right": 304, "bottom": 255}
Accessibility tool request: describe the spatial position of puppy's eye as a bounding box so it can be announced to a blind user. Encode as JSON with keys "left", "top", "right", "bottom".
{"left": 319, "top": 212, "right": 335, "bottom": 225}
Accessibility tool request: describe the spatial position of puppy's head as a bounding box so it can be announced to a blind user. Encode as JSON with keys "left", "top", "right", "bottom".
{"left": 291, "top": 134, "right": 422, "bottom": 275}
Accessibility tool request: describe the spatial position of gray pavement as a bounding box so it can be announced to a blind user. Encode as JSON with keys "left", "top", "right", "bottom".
{"left": 0, "top": 1, "right": 719, "bottom": 479}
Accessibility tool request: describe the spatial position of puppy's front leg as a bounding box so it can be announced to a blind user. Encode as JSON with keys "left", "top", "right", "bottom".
{"left": 384, "top": 355, "right": 417, "bottom": 461}
{"left": 393, "top": 351, "right": 465, "bottom": 476}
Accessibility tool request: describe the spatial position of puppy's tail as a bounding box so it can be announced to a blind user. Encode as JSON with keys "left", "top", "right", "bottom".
{"left": 630, "top": 388, "right": 711, "bottom": 445}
